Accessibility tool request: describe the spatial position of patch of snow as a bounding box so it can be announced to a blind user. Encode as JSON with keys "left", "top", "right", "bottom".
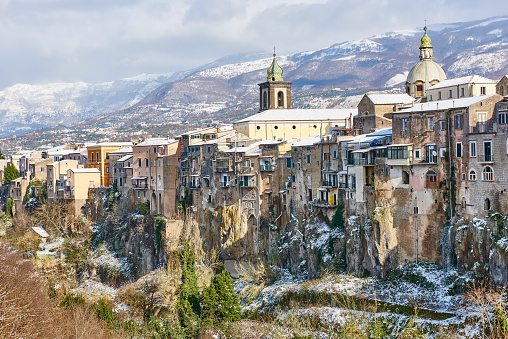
{"left": 385, "top": 72, "right": 409, "bottom": 87}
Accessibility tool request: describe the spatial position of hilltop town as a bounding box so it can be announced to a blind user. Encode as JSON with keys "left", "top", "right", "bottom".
{"left": 2, "top": 27, "right": 508, "bottom": 337}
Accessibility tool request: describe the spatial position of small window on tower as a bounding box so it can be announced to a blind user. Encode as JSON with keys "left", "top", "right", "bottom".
{"left": 278, "top": 91, "right": 284, "bottom": 107}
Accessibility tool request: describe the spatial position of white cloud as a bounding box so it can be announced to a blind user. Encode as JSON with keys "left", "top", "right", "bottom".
{"left": 0, "top": 0, "right": 505, "bottom": 88}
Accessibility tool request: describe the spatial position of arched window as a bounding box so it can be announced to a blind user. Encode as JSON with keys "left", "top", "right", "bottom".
{"left": 484, "top": 198, "right": 491, "bottom": 211}
{"left": 426, "top": 170, "right": 437, "bottom": 188}
{"left": 277, "top": 91, "right": 284, "bottom": 107}
{"left": 482, "top": 166, "right": 493, "bottom": 181}
{"left": 469, "top": 170, "right": 476, "bottom": 181}
{"left": 263, "top": 92, "right": 268, "bottom": 109}
{"left": 402, "top": 171, "right": 410, "bottom": 185}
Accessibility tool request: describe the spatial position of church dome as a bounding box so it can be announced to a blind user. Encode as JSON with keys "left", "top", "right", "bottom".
{"left": 405, "top": 27, "right": 446, "bottom": 98}
{"left": 407, "top": 60, "right": 446, "bottom": 87}
{"left": 267, "top": 53, "right": 283, "bottom": 82}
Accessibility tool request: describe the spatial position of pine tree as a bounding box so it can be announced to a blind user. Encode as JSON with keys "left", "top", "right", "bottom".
{"left": 176, "top": 242, "right": 200, "bottom": 337}
{"left": 200, "top": 279, "right": 218, "bottom": 326}
{"left": 0, "top": 149, "right": 4, "bottom": 159}
{"left": 3, "top": 163, "right": 20, "bottom": 184}
{"left": 331, "top": 203, "right": 345, "bottom": 229}
{"left": 212, "top": 269, "right": 241, "bottom": 323}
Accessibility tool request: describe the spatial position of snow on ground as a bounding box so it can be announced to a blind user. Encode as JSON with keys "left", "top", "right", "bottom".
{"left": 72, "top": 279, "right": 118, "bottom": 302}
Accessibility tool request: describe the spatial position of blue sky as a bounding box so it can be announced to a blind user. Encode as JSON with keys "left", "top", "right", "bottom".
{"left": 0, "top": 0, "right": 505, "bottom": 88}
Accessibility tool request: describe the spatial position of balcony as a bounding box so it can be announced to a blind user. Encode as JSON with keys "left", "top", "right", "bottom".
{"left": 339, "top": 182, "right": 348, "bottom": 189}
{"left": 322, "top": 180, "right": 338, "bottom": 188}
{"left": 239, "top": 181, "right": 255, "bottom": 188}
{"left": 215, "top": 166, "right": 233, "bottom": 173}
{"left": 478, "top": 154, "right": 493, "bottom": 163}
{"left": 220, "top": 182, "right": 230, "bottom": 188}
{"left": 260, "top": 164, "right": 274, "bottom": 171}
{"left": 189, "top": 184, "right": 201, "bottom": 189}
{"left": 311, "top": 199, "right": 337, "bottom": 208}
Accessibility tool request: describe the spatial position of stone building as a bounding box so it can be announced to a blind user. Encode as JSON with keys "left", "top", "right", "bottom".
{"left": 355, "top": 93, "right": 414, "bottom": 134}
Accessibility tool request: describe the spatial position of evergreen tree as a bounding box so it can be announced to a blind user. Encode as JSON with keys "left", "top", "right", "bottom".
{"left": 176, "top": 242, "right": 200, "bottom": 337}
{"left": 331, "top": 203, "right": 345, "bottom": 229}
{"left": 212, "top": 269, "right": 241, "bottom": 323}
{"left": 0, "top": 149, "right": 4, "bottom": 159}
{"left": 3, "top": 163, "right": 20, "bottom": 184}
{"left": 200, "top": 279, "right": 218, "bottom": 326}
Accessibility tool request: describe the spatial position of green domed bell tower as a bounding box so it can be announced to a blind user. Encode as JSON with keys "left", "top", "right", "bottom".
{"left": 258, "top": 50, "right": 292, "bottom": 111}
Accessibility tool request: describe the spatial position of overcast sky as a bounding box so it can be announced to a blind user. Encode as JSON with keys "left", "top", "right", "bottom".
{"left": 0, "top": 0, "right": 505, "bottom": 89}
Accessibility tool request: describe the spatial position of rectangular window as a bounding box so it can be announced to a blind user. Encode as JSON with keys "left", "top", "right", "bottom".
{"left": 323, "top": 153, "right": 330, "bottom": 160}
{"left": 440, "top": 120, "right": 446, "bottom": 131}
{"left": 470, "top": 141, "right": 476, "bottom": 157}
{"left": 153, "top": 147, "right": 156, "bottom": 153}
{"left": 145, "top": 158, "right": 149, "bottom": 167}
{"left": 306, "top": 155, "right": 311, "bottom": 164}
{"left": 461, "top": 87, "right": 465, "bottom": 97}
{"left": 438, "top": 92, "right": 442, "bottom": 100}
{"left": 499, "top": 113, "right": 506, "bottom": 125}
{"left": 96, "top": 152, "right": 100, "bottom": 162}
{"left": 387, "top": 146, "right": 408, "bottom": 159}
{"left": 307, "top": 175, "right": 312, "bottom": 187}
{"left": 427, "top": 116, "right": 434, "bottom": 131}
{"left": 456, "top": 142, "right": 462, "bottom": 158}
{"left": 481, "top": 86, "right": 486, "bottom": 95}
{"left": 478, "top": 112, "right": 487, "bottom": 132}
{"left": 484, "top": 141, "right": 492, "bottom": 162}
{"left": 449, "top": 89, "right": 453, "bottom": 98}
{"left": 454, "top": 114, "right": 463, "bottom": 130}
{"left": 286, "top": 158, "right": 292, "bottom": 168}
{"left": 138, "top": 158, "right": 141, "bottom": 167}
{"left": 426, "top": 144, "right": 438, "bottom": 163}
{"left": 414, "top": 149, "right": 421, "bottom": 160}
{"left": 440, "top": 147, "right": 446, "bottom": 158}
{"left": 401, "top": 118, "right": 408, "bottom": 136}
{"left": 333, "top": 150, "right": 337, "bottom": 159}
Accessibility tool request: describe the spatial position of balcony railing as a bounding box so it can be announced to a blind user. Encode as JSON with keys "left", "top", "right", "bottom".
{"left": 339, "top": 182, "right": 348, "bottom": 189}
{"left": 260, "top": 164, "right": 274, "bottom": 171}
{"left": 322, "top": 180, "right": 338, "bottom": 188}
{"left": 220, "top": 182, "right": 230, "bottom": 188}
{"left": 478, "top": 154, "right": 493, "bottom": 163}
{"left": 311, "top": 199, "right": 337, "bottom": 208}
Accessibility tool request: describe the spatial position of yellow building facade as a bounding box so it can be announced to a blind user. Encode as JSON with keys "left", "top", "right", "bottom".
{"left": 87, "top": 142, "right": 132, "bottom": 187}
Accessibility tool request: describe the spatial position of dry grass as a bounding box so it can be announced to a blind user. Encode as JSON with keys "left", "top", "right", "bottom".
{"left": 0, "top": 243, "right": 119, "bottom": 338}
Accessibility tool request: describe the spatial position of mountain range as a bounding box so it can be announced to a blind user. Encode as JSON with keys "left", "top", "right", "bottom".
{"left": 1, "top": 16, "right": 507, "bottom": 138}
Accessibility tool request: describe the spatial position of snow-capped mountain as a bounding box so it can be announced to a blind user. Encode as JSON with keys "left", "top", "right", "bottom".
{"left": 2, "top": 16, "right": 508, "bottom": 138}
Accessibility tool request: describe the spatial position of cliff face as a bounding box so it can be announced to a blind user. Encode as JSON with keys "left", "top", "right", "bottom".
{"left": 85, "top": 187, "right": 508, "bottom": 285}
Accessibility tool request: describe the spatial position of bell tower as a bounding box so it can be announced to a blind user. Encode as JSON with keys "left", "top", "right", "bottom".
{"left": 258, "top": 49, "right": 292, "bottom": 111}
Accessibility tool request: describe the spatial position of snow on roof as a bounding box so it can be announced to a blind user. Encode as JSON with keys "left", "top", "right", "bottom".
{"left": 235, "top": 108, "right": 356, "bottom": 123}
{"left": 192, "top": 133, "right": 239, "bottom": 146}
{"left": 396, "top": 95, "right": 496, "bottom": 113}
{"left": 292, "top": 135, "right": 321, "bottom": 147}
{"left": 428, "top": 75, "right": 497, "bottom": 90}
{"left": 109, "top": 147, "right": 133, "bottom": 154}
{"left": 246, "top": 149, "right": 262, "bottom": 157}
{"left": 117, "top": 155, "right": 133, "bottom": 162}
{"left": 137, "top": 138, "right": 177, "bottom": 147}
{"left": 365, "top": 93, "right": 415, "bottom": 105}
{"left": 345, "top": 128, "right": 392, "bottom": 145}
{"left": 88, "top": 142, "right": 133, "bottom": 148}
{"left": 225, "top": 141, "right": 263, "bottom": 154}
{"left": 181, "top": 125, "right": 233, "bottom": 136}
{"left": 69, "top": 168, "right": 100, "bottom": 173}
{"left": 31, "top": 227, "right": 49, "bottom": 238}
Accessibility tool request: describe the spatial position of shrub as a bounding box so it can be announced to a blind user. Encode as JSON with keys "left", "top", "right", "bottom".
{"left": 3, "top": 163, "right": 20, "bottom": 184}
